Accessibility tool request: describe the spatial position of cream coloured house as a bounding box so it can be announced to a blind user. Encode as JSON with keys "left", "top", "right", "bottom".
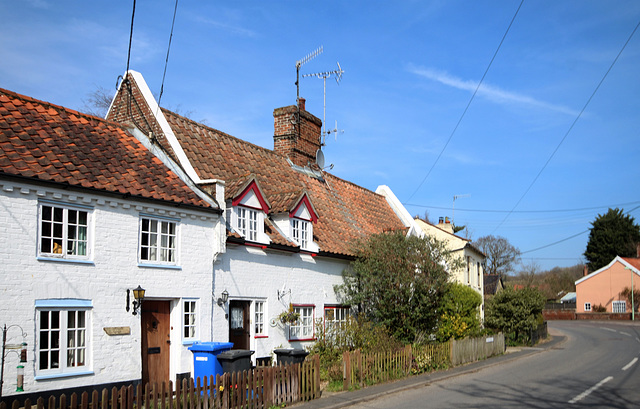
{"left": 414, "top": 217, "right": 486, "bottom": 318}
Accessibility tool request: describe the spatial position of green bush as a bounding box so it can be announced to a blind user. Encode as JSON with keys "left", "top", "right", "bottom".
{"left": 436, "top": 283, "right": 482, "bottom": 341}
{"left": 307, "top": 314, "right": 402, "bottom": 387}
{"left": 485, "top": 286, "right": 545, "bottom": 345}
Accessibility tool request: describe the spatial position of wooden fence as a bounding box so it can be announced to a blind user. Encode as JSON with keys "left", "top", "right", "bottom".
{"left": 0, "top": 356, "right": 320, "bottom": 409}
{"left": 450, "top": 334, "right": 505, "bottom": 366}
{"left": 342, "top": 334, "right": 505, "bottom": 391}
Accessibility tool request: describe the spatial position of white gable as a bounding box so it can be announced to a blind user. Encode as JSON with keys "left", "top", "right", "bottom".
{"left": 293, "top": 202, "right": 312, "bottom": 220}
{"left": 239, "top": 189, "right": 262, "bottom": 209}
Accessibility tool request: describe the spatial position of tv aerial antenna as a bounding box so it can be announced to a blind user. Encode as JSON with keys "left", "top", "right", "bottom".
{"left": 303, "top": 62, "right": 344, "bottom": 145}
{"left": 326, "top": 120, "right": 344, "bottom": 141}
{"left": 452, "top": 194, "right": 470, "bottom": 225}
{"left": 296, "top": 46, "right": 323, "bottom": 103}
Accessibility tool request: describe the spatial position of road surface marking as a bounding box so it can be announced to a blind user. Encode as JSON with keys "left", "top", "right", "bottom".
{"left": 620, "top": 331, "right": 631, "bottom": 337}
{"left": 600, "top": 327, "right": 617, "bottom": 333}
{"left": 568, "top": 376, "right": 613, "bottom": 404}
{"left": 622, "top": 357, "right": 638, "bottom": 371}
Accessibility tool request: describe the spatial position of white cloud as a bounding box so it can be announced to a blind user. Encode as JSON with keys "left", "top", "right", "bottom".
{"left": 192, "top": 16, "right": 257, "bottom": 38}
{"left": 408, "top": 66, "right": 580, "bottom": 116}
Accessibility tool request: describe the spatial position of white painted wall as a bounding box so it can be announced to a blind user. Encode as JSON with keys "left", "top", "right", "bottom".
{"left": 0, "top": 180, "right": 221, "bottom": 397}
{"left": 213, "top": 245, "right": 349, "bottom": 361}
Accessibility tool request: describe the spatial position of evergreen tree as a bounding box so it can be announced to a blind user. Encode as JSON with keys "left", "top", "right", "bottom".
{"left": 584, "top": 208, "right": 640, "bottom": 272}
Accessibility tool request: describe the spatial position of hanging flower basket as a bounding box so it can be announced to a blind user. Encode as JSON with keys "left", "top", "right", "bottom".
{"left": 278, "top": 304, "right": 300, "bottom": 324}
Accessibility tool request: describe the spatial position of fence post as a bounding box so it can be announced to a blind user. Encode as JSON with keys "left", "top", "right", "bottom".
{"left": 342, "top": 350, "right": 350, "bottom": 391}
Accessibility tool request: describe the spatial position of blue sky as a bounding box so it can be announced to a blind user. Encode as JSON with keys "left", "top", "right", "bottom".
{"left": 2, "top": 0, "right": 640, "bottom": 272}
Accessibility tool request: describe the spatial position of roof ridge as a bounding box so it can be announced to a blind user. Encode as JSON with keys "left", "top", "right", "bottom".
{"left": 0, "top": 87, "right": 112, "bottom": 124}
{"left": 161, "top": 107, "right": 284, "bottom": 160}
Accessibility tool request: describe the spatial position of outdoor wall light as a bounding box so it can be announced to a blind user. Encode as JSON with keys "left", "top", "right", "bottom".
{"left": 126, "top": 285, "right": 146, "bottom": 315}
{"left": 217, "top": 289, "right": 229, "bottom": 306}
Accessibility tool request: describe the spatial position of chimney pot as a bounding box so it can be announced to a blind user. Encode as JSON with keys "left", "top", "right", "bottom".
{"left": 298, "top": 98, "right": 306, "bottom": 111}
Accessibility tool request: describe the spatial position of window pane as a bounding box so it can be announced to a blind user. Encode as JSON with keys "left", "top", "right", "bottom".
{"left": 39, "top": 351, "right": 48, "bottom": 370}
{"left": 51, "top": 311, "right": 60, "bottom": 329}
{"left": 51, "top": 331, "right": 60, "bottom": 348}
{"left": 51, "top": 351, "right": 59, "bottom": 368}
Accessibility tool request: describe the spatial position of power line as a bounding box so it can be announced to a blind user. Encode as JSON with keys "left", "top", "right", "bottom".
{"left": 521, "top": 230, "right": 589, "bottom": 254}
{"left": 157, "top": 0, "right": 179, "bottom": 109}
{"left": 404, "top": 200, "right": 640, "bottom": 214}
{"left": 406, "top": 0, "right": 524, "bottom": 202}
{"left": 125, "top": 0, "right": 137, "bottom": 74}
{"left": 491, "top": 17, "right": 640, "bottom": 234}
{"left": 519, "top": 204, "right": 640, "bottom": 254}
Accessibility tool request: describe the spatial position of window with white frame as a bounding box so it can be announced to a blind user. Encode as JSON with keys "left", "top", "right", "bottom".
{"left": 237, "top": 207, "right": 259, "bottom": 242}
{"left": 465, "top": 257, "right": 470, "bottom": 284}
{"left": 324, "top": 306, "right": 349, "bottom": 339}
{"left": 140, "top": 217, "right": 177, "bottom": 264}
{"left": 290, "top": 305, "right": 314, "bottom": 340}
{"left": 613, "top": 301, "right": 626, "bottom": 313}
{"left": 37, "top": 305, "right": 90, "bottom": 376}
{"left": 183, "top": 300, "right": 197, "bottom": 341}
{"left": 292, "top": 219, "right": 310, "bottom": 249}
{"left": 39, "top": 203, "right": 89, "bottom": 259}
{"left": 255, "top": 301, "right": 266, "bottom": 336}
{"left": 584, "top": 302, "right": 591, "bottom": 312}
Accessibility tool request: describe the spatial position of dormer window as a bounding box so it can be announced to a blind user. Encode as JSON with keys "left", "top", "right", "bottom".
{"left": 289, "top": 193, "right": 319, "bottom": 252}
{"left": 292, "top": 218, "right": 309, "bottom": 249}
{"left": 231, "top": 178, "right": 270, "bottom": 245}
{"left": 237, "top": 207, "right": 258, "bottom": 241}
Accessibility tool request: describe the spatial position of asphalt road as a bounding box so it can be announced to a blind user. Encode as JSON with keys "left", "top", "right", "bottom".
{"left": 344, "top": 321, "right": 640, "bottom": 409}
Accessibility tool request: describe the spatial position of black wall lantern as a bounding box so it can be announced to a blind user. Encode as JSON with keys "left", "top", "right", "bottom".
{"left": 126, "top": 285, "right": 146, "bottom": 315}
{"left": 217, "top": 289, "right": 229, "bottom": 306}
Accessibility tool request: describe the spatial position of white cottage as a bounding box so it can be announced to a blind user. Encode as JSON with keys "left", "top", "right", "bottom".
{"left": 107, "top": 71, "right": 408, "bottom": 363}
{"left": 0, "top": 88, "right": 224, "bottom": 399}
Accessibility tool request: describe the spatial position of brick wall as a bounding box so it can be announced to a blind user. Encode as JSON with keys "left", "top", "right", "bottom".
{"left": 273, "top": 99, "right": 323, "bottom": 167}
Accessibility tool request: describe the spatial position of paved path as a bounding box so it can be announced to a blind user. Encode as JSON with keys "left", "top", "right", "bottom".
{"left": 292, "top": 328, "right": 567, "bottom": 409}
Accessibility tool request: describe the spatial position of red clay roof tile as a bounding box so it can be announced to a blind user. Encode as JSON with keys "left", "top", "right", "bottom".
{"left": 0, "top": 88, "right": 216, "bottom": 211}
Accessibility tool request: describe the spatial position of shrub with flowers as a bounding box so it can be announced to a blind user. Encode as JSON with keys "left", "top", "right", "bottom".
{"left": 277, "top": 303, "right": 300, "bottom": 324}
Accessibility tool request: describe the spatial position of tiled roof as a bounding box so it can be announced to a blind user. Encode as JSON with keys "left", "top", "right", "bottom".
{"left": 622, "top": 257, "right": 640, "bottom": 271}
{"left": 160, "top": 110, "right": 404, "bottom": 257}
{"left": 0, "top": 88, "right": 216, "bottom": 211}
{"left": 483, "top": 274, "right": 503, "bottom": 295}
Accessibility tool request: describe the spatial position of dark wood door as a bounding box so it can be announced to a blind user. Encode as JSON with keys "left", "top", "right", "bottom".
{"left": 228, "top": 300, "right": 250, "bottom": 350}
{"left": 141, "top": 300, "right": 171, "bottom": 386}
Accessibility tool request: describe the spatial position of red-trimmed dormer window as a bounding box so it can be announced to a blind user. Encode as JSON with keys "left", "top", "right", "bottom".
{"left": 232, "top": 179, "right": 270, "bottom": 244}
{"left": 289, "top": 194, "right": 318, "bottom": 251}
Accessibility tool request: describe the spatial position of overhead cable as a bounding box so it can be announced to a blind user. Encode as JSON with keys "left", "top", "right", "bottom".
{"left": 491, "top": 17, "right": 640, "bottom": 234}
{"left": 157, "top": 0, "right": 179, "bottom": 109}
{"left": 406, "top": 0, "right": 524, "bottom": 202}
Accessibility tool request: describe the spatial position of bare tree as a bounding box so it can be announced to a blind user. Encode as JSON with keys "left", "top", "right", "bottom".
{"left": 475, "top": 235, "right": 521, "bottom": 278}
{"left": 518, "top": 260, "right": 540, "bottom": 287}
{"left": 82, "top": 86, "right": 114, "bottom": 118}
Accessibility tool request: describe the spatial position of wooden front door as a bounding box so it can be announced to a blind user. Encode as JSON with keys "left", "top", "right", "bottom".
{"left": 141, "top": 300, "right": 171, "bottom": 386}
{"left": 228, "top": 300, "right": 250, "bottom": 350}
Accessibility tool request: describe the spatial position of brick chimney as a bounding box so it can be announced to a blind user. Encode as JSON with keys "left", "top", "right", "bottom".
{"left": 273, "top": 98, "right": 323, "bottom": 167}
{"left": 437, "top": 216, "right": 454, "bottom": 234}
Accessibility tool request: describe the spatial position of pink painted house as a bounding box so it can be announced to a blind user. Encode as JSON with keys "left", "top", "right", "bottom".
{"left": 575, "top": 256, "right": 640, "bottom": 313}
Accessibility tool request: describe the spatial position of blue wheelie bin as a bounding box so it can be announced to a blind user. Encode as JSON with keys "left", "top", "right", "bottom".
{"left": 188, "top": 342, "right": 233, "bottom": 384}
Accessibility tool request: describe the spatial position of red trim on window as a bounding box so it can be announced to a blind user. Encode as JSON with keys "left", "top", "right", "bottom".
{"left": 292, "top": 303, "right": 315, "bottom": 307}
{"left": 232, "top": 180, "right": 270, "bottom": 212}
{"left": 290, "top": 194, "right": 318, "bottom": 223}
{"left": 254, "top": 335, "right": 269, "bottom": 339}
{"left": 288, "top": 337, "right": 316, "bottom": 342}
{"left": 245, "top": 242, "right": 268, "bottom": 249}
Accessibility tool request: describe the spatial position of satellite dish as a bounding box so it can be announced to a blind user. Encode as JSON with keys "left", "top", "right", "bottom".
{"left": 316, "top": 149, "right": 325, "bottom": 168}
